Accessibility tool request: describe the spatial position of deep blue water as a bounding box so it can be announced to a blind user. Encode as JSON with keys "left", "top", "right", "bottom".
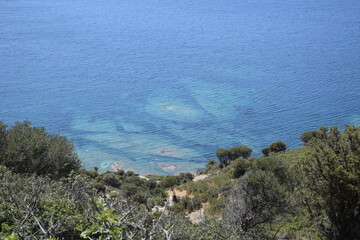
{"left": 1, "top": 0, "right": 359, "bottom": 174}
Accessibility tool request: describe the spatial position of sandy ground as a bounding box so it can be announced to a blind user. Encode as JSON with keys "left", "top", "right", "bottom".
{"left": 188, "top": 208, "right": 205, "bottom": 224}
{"left": 193, "top": 174, "right": 208, "bottom": 182}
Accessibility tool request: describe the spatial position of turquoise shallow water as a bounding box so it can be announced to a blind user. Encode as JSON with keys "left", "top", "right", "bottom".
{"left": 0, "top": 0, "right": 359, "bottom": 174}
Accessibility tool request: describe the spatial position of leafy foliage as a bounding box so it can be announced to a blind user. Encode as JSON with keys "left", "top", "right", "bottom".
{"left": 224, "top": 170, "right": 289, "bottom": 237}
{"left": 77, "top": 202, "right": 123, "bottom": 240}
{"left": 300, "top": 130, "right": 321, "bottom": 144}
{"left": 231, "top": 158, "right": 251, "bottom": 178}
{"left": 204, "top": 158, "right": 219, "bottom": 173}
{"left": 216, "top": 145, "right": 252, "bottom": 167}
{"left": 0, "top": 166, "right": 97, "bottom": 239}
{"left": 301, "top": 125, "right": 360, "bottom": 240}
{"left": 0, "top": 121, "right": 81, "bottom": 178}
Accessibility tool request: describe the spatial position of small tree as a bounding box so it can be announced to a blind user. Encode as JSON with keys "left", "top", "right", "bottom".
{"left": 229, "top": 146, "right": 252, "bottom": 160}
{"left": 300, "top": 126, "right": 328, "bottom": 144}
{"left": 216, "top": 148, "right": 231, "bottom": 167}
{"left": 216, "top": 145, "right": 252, "bottom": 167}
{"left": 269, "top": 141, "right": 287, "bottom": 153}
{"left": 262, "top": 141, "right": 287, "bottom": 156}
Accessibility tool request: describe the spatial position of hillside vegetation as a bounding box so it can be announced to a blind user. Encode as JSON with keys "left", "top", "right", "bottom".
{"left": 0, "top": 121, "right": 359, "bottom": 240}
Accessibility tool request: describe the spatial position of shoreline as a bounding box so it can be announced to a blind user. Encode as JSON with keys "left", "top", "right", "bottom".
{"left": 109, "top": 161, "right": 199, "bottom": 176}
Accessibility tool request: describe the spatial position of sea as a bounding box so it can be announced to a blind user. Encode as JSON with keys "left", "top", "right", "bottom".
{"left": 1, "top": 0, "right": 359, "bottom": 174}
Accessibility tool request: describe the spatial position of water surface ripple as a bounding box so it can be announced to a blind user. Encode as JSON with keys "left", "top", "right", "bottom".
{"left": 1, "top": 0, "right": 359, "bottom": 174}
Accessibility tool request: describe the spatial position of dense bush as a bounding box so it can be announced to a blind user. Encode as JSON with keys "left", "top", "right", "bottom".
{"left": 300, "top": 130, "right": 319, "bottom": 144}
{"left": 0, "top": 166, "right": 97, "bottom": 239}
{"left": 0, "top": 121, "right": 81, "bottom": 178}
{"left": 301, "top": 126, "right": 360, "bottom": 239}
{"left": 179, "top": 196, "right": 202, "bottom": 212}
{"left": 178, "top": 172, "right": 194, "bottom": 184}
{"left": 224, "top": 169, "right": 290, "bottom": 238}
{"left": 160, "top": 175, "right": 180, "bottom": 188}
{"left": 232, "top": 158, "right": 251, "bottom": 178}
{"left": 102, "top": 172, "right": 122, "bottom": 188}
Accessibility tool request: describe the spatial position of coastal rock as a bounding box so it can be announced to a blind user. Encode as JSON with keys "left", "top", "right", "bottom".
{"left": 158, "top": 163, "right": 178, "bottom": 172}
{"left": 110, "top": 162, "right": 122, "bottom": 171}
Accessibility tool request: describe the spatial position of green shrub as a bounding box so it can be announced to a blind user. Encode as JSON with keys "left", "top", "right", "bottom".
{"left": 229, "top": 146, "right": 252, "bottom": 160}
{"left": 189, "top": 196, "right": 202, "bottom": 212}
{"left": 102, "top": 173, "right": 121, "bottom": 188}
{"left": 79, "top": 169, "right": 99, "bottom": 179}
{"left": 205, "top": 158, "right": 219, "bottom": 173}
{"left": 301, "top": 126, "right": 360, "bottom": 239}
{"left": 94, "top": 180, "right": 106, "bottom": 193}
{"left": 124, "top": 170, "right": 138, "bottom": 177}
{"left": 269, "top": 141, "right": 287, "bottom": 153}
{"left": 115, "top": 169, "right": 125, "bottom": 176}
{"left": 216, "top": 145, "right": 252, "bottom": 167}
{"left": 0, "top": 121, "right": 81, "bottom": 179}
{"left": 262, "top": 141, "right": 287, "bottom": 156}
{"left": 262, "top": 147, "right": 270, "bottom": 156}
{"left": 171, "top": 202, "right": 185, "bottom": 214}
{"left": 179, "top": 196, "right": 202, "bottom": 213}
{"left": 161, "top": 176, "right": 180, "bottom": 188}
{"left": 205, "top": 198, "right": 224, "bottom": 216}
{"left": 232, "top": 158, "right": 251, "bottom": 178}
{"left": 300, "top": 130, "right": 319, "bottom": 144}
{"left": 178, "top": 172, "right": 194, "bottom": 184}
